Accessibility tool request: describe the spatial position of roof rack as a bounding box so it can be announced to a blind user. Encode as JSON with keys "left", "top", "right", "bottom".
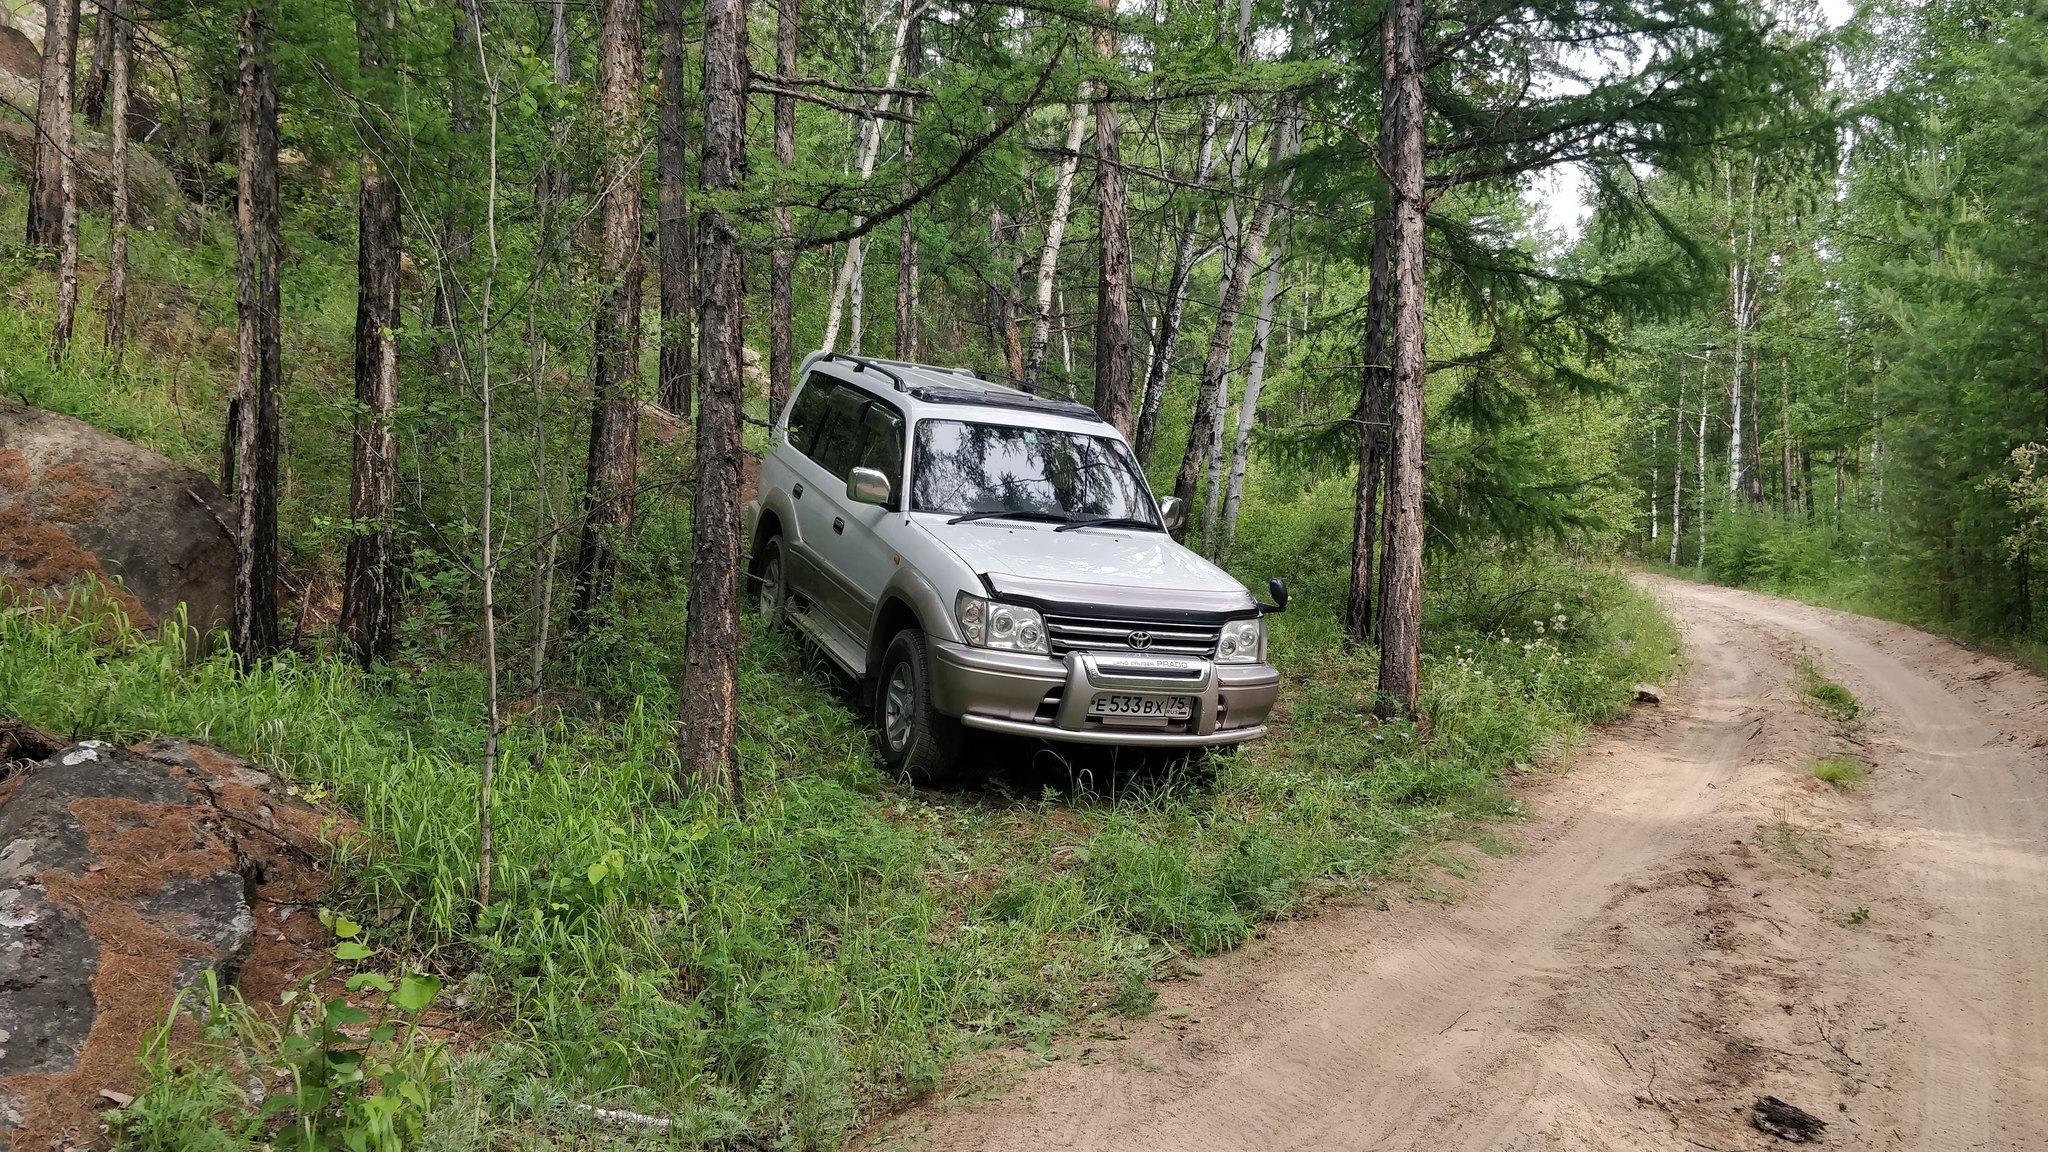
{"left": 974, "top": 368, "right": 1083, "bottom": 405}
{"left": 819, "top": 352, "right": 910, "bottom": 391}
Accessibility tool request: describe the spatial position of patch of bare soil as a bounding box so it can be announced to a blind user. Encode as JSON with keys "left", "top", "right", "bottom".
{"left": 865, "top": 576, "right": 2048, "bottom": 1151}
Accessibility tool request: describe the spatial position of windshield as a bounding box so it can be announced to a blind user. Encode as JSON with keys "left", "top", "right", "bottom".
{"left": 910, "top": 419, "right": 1158, "bottom": 524}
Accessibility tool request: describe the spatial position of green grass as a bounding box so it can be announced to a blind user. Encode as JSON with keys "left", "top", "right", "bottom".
{"left": 1811, "top": 755, "right": 1867, "bottom": 789}
{"left": 3, "top": 550, "right": 1675, "bottom": 1149}
{"left": 1796, "top": 654, "right": 1862, "bottom": 726}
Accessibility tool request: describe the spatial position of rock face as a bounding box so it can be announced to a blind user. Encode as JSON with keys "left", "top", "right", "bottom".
{"left": 0, "top": 738, "right": 327, "bottom": 1150}
{"left": 0, "top": 399, "right": 234, "bottom": 653}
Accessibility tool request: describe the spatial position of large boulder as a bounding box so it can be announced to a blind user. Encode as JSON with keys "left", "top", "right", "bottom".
{"left": 0, "top": 738, "right": 330, "bottom": 1150}
{"left": 0, "top": 399, "right": 234, "bottom": 653}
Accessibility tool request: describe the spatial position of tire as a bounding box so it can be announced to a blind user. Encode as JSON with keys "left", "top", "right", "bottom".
{"left": 875, "top": 628, "right": 962, "bottom": 784}
{"left": 750, "top": 534, "right": 787, "bottom": 631}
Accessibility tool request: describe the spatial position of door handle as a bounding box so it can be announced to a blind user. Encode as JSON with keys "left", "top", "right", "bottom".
{"left": 833, "top": 517, "right": 845, "bottom": 535}
{"left": 793, "top": 483, "right": 804, "bottom": 499}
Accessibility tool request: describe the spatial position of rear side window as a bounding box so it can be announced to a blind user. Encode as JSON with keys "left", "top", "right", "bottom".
{"left": 784, "top": 375, "right": 835, "bottom": 455}
{"left": 811, "top": 386, "right": 870, "bottom": 477}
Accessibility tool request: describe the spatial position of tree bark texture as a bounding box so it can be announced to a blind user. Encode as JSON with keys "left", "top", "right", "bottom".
{"left": 27, "top": 0, "right": 78, "bottom": 250}
{"left": 1375, "top": 0, "right": 1427, "bottom": 717}
{"left": 657, "top": 0, "right": 694, "bottom": 416}
{"left": 231, "top": 3, "right": 282, "bottom": 663}
{"left": 680, "top": 0, "right": 749, "bottom": 799}
{"left": 339, "top": 0, "right": 401, "bottom": 667}
{"left": 1090, "top": 4, "right": 1132, "bottom": 436}
{"left": 571, "top": 0, "right": 647, "bottom": 627}
{"left": 1023, "top": 95, "right": 1091, "bottom": 385}
{"left": 770, "top": 0, "right": 798, "bottom": 417}
{"left": 102, "top": 0, "right": 131, "bottom": 357}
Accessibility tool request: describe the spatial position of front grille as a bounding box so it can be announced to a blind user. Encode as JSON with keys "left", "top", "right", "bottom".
{"left": 1044, "top": 612, "right": 1220, "bottom": 657}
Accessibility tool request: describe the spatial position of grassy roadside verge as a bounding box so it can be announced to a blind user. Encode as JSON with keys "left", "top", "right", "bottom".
{"left": 1, "top": 552, "right": 1675, "bottom": 1150}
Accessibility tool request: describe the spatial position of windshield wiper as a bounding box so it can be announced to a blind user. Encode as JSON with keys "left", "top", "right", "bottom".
{"left": 945, "top": 509, "right": 1075, "bottom": 526}
{"left": 1053, "top": 516, "right": 1162, "bottom": 533}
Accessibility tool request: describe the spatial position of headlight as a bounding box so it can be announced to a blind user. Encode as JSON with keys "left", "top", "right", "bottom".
{"left": 1216, "top": 617, "right": 1264, "bottom": 664}
{"left": 955, "top": 593, "right": 1048, "bottom": 655}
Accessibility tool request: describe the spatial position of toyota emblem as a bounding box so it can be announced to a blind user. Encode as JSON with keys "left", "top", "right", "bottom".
{"left": 1127, "top": 631, "right": 1153, "bottom": 650}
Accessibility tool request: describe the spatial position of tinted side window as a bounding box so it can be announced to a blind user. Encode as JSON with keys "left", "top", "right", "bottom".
{"left": 784, "top": 375, "right": 835, "bottom": 455}
{"left": 852, "top": 402, "right": 905, "bottom": 486}
{"left": 811, "top": 386, "right": 870, "bottom": 478}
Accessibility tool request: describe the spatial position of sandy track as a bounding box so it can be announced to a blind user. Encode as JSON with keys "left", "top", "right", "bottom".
{"left": 867, "top": 577, "right": 2048, "bottom": 1151}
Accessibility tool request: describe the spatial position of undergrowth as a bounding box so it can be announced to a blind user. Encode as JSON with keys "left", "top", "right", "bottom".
{"left": 2, "top": 551, "right": 1674, "bottom": 1149}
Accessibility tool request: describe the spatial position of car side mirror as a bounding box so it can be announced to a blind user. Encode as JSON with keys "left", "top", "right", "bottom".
{"left": 1157, "top": 495, "right": 1188, "bottom": 534}
{"left": 847, "top": 466, "right": 892, "bottom": 507}
{"left": 1262, "top": 577, "right": 1290, "bottom": 614}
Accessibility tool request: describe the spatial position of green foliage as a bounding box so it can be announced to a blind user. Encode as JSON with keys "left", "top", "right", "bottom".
{"left": 107, "top": 930, "right": 447, "bottom": 1152}
{"left": 9, "top": 533, "right": 1673, "bottom": 1145}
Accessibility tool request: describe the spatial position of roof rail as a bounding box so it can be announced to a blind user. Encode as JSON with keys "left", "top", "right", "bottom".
{"left": 821, "top": 352, "right": 910, "bottom": 392}
{"left": 975, "top": 368, "right": 1082, "bottom": 405}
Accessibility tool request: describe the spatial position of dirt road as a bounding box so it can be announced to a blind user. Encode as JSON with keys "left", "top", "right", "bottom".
{"left": 868, "top": 577, "right": 2048, "bottom": 1151}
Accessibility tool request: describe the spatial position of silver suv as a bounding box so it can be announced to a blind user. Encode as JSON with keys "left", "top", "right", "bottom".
{"left": 743, "top": 353, "right": 1285, "bottom": 780}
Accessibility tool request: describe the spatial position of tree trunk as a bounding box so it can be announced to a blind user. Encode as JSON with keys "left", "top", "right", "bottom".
{"left": 769, "top": 0, "right": 798, "bottom": 417}
{"left": 1219, "top": 110, "right": 1296, "bottom": 565}
{"left": 1343, "top": 213, "right": 1392, "bottom": 647}
{"left": 679, "top": 0, "right": 748, "bottom": 800}
{"left": 1779, "top": 354, "right": 1792, "bottom": 518}
{"left": 231, "top": 2, "right": 282, "bottom": 664}
{"left": 657, "top": 0, "right": 693, "bottom": 416}
{"left": 990, "top": 205, "right": 1022, "bottom": 376}
{"left": 547, "top": 0, "right": 571, "bottom": 207}
{"left": 1172, "top": 167, "right": 1280, "bottom": 535}
{"left": 570, "top": 0, "right": 646, "bottom": 627}
{"left": 1670, "top": 376, "right": 1684, "bottom": 564}
{"left": 1374, "top": 0, "right": 1426, "bottom": 717}
{"left": 819, "top": 0, "right": 915, "bottom": 353}
{"left": 1133, "top": 94, "right": 1225, "bottom": 466}
{"left": 895, "top": 11, "right": 920, "bottom": 360}
{"left": 1090, "top": 0, "right": 1131, "bottom": 433}
{"left": 81, "top": 0, "right": 113, "bottom": 126}
{"left": 339, "top": 0, "right": 401, "bottom": 668}
{"left": 101, "top": 0, "right": 129, "bottom": 357}
{"left": 431, "top": 0, "right": 480, "bottom": 382}
{"left": 1023, "top": 96, "right": 1090, "bottom": 385}
{"left": 1745, "top": 346, "right": 1763, "bottom": 505}
{"left": 27, "top": 0, "right": 78, "bottom": 250}
{"left": 51, "top": 78, "right": 79, "bottom": 363}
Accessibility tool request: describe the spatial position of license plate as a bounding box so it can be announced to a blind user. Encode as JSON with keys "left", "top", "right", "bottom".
{"left": 1088, "top": 693, "right": 1192, "bottom": 721}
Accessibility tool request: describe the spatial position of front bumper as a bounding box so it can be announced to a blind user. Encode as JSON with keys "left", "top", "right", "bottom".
{"left": 928, "top": 642, "right": 1279, "bottom": 748}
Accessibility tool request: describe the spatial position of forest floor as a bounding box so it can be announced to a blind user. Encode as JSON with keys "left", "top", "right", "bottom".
{"left": 865, "top": 575, "right": 2048, "bottom": 1152}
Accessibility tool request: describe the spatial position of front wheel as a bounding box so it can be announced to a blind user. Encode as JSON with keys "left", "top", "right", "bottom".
{"left": 876, "top": 628, "right": 962, "bottom": 784}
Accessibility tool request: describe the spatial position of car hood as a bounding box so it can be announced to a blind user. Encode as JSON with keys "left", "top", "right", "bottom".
{"left": 917, "top": 517, "right": 1257, "bottom": 613}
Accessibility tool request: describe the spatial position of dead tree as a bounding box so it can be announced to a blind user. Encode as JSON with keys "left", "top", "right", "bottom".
{"left": 895, "top": 11, "right": 921, "bottom": 361}
{"left": 339, "top": 0, "right": 402, "bottom": 667}
{"left": 570, "top": 0, "right": 647, "bottom": 628}
{"left": 1344, "top": 17, "right": 1399, "bottom": 650}
{"left": 679, "top": 0, "right": 749, "bottom": 799}
{"left": 230, "top": 1, "right": 283, "bottom": 664}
